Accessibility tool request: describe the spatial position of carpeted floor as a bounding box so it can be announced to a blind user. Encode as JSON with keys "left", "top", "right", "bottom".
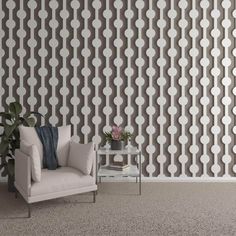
{"left": 1, "top": 182, "right": 236, "bottom": 236}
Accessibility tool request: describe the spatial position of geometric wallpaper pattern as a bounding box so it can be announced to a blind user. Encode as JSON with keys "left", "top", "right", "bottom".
{"left": 0, "top": 0, "right": 236, "bottom": 178}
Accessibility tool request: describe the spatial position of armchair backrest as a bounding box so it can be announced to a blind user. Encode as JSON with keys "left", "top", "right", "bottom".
{"left": 19, "top": 125, "right": 71, "bottom": 168}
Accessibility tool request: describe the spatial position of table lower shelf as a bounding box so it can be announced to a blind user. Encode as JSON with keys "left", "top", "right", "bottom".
{"left": 98, "top": 166, "right": 140, "bottom": 177}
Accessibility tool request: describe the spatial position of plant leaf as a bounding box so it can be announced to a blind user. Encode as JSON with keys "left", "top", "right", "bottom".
{"left": 0, "top": 112, "right": 12, "bottom": 121}
{"left": 22, "top": 112, "right": 30, "bottom": 119}
{"left": 23, "top": 117, "right": 36, "bottom": 126}
{"left": 19, "top": 117, "right": 36, "bottom": 127}
{"left": 4, "top": 123, "right": 17, "bottom": 138}
{"left": 0, "top": 123, "right": 4, "bottom": 137}
{"left": 29, "top": 111, "right": 44, "bottom": 117}
{"left": 10, "top": 139, "right": 19, "bottom": 154}
{"left": 0, "top": 163, "right": 4, "bottom": 170}
{"left": 23, "top": 111, "right": 44, "bottom": 119}
{"left": 1, "top": 165, "right": 8, "bottom": 177}
{"left": 13, "top": 128, "right": 20, "bottom": 141}
{"left": 9, "top": 102, "right": 22, "bottom": 116}
{"left": 0, "top": 140, "right": 9, "bottom": 155}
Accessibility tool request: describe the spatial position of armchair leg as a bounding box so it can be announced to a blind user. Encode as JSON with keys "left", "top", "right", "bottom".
{"left": 15, "top": 190, "right": 18, "bottom": 199}
{"left": 28, "top": 204, "right": 31, "bottom": 218}
{"left": 93, "top": 191, "right": 96, "bottom": 203}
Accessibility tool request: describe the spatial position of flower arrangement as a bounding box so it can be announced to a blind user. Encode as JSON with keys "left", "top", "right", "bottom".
{"left": 104, "top": 126, "right": 132, "bottom": 143}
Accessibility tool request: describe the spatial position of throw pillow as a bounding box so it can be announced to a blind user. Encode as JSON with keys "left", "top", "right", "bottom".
{"left": 68, "top": 142, "right": 94, "bottom": 175}
{"left": 57, "top": 125, "right": 71, "bottom": 166}
{"left": 20, "top": 140, "right": 41, "bottom": 182}
{"left": 19, "top": 126, "right": 43, "bottom": 166}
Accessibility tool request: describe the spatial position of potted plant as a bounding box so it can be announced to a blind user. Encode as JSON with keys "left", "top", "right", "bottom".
{"left": 104, "top": 126, "right": 132, "bottom": 150}
{"left": 0, "top": 102, "right": 41, "bottom": 192}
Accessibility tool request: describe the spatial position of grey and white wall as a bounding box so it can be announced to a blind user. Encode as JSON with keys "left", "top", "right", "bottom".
{"left": 0, "top": 0, "right": 236, "bottom": 179}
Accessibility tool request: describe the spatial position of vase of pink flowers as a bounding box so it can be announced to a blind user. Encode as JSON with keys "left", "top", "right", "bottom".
{"left": 104, "top": 126, "right": 132, "bottom": 150}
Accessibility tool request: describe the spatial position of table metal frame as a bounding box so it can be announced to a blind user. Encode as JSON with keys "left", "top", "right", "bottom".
{"left": 96, "top": 147, "right": 142, "bottom": 195}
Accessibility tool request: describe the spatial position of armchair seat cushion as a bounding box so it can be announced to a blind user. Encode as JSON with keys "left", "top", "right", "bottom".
{"left": 30, "top": 167, "right": 94, "bottom": 196}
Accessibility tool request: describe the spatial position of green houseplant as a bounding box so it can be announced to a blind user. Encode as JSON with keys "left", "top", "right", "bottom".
{"left": 0, "top": 102, "right": 41, "bottom": 191}
{"left": 104, "top": 126, "right": 132, "bottom": 150}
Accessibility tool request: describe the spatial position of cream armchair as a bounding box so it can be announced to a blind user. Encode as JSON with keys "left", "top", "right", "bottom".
{"left": 15, "top": 126, "right": 97, "bottom": 218}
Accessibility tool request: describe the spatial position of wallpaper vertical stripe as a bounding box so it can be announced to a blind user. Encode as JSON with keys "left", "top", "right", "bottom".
{"left": 0, "top": 0, "right": 236, "bottom": 178}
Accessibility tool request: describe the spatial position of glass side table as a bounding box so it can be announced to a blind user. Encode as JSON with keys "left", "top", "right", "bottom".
{"left": 96, "top": 147, "right": 142, "bottom": 195}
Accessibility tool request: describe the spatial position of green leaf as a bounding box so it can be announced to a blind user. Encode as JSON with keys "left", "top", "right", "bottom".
{"left": 104, "top": 131, "right": 113, "bottom": 143}
{"left": 10, "top": 139, "right": 19, "bottom": 154}
{"left": 4, "top": 123, "right": 17, "bottom": 138}
{"left": 1, "top": 165, "right": 8, "bottom": 177}
{"left": 0, "top": 140, "right": 9, "bottom": 155}
{"left": 9, "top": 102, "right": 22, "bottom": 116}
{"left": 23, "top": 112, "right": 30, "bottom": 119}
{"left": 0, "top": 122, "right": 6, "bottom": 130}
{"left": 0, "top": 123, "right": 4, "bottom": 137}
{"left": 13, "top": 128, "right": 20, "bottom": 138}
{"left": 24, "top": 117, "right": 36, "bottom": 126}
{"left": 6, "top": 153, "right": 13, "bottom": 158}
{"left": 0, "top": 156, "right": 7, "bottom": 165}
{"left": 0, "top": 112, "right": 12, "bottom": 121}
{"left": 29, "top": 111, "right": 44, "bottom": 118}
{"left": 23, "top": 111, "right": 43, "bottom": 119}
{"left": 19, "top": 117, "right": 36, "bottom": 127}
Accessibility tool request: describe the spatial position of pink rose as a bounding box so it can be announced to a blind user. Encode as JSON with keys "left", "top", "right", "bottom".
{"left": 112, "top": 126, "right": 122, "bottom": 140}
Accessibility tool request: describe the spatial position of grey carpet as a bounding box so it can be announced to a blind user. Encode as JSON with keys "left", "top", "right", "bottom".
{"left": 1, "top": 182, "right": 236, "bottom": 236}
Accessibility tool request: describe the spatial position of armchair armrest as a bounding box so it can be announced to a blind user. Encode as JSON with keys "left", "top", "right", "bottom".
{"left": 15, "top": 149, "right": 31, "bottom": 199}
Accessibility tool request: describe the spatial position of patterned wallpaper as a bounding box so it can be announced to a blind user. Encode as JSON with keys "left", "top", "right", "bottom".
{"left": 0, "top": 0, "right": 236, "bottom": 178}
